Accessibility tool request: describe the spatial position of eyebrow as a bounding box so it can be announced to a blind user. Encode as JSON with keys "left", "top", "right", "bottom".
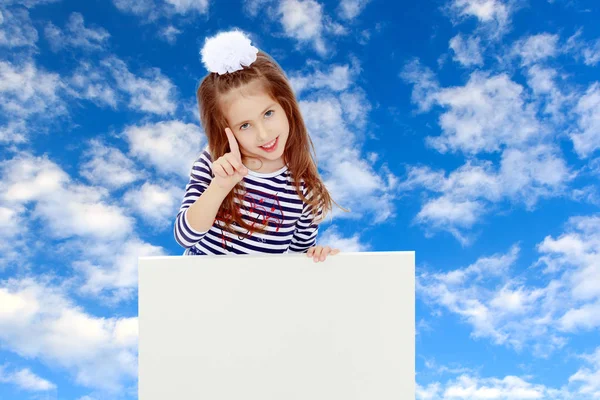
{"left": 233, "top": 103, "right": 276, "bottom": 127}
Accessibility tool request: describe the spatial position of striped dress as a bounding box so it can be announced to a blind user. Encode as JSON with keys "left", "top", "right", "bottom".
{"left": 174, "top": 147, "right": 322, "bottom": 255}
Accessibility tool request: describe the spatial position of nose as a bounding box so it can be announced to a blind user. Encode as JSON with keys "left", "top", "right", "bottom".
{"left": 257, "top": 123, "right": 269, "bottom": 142}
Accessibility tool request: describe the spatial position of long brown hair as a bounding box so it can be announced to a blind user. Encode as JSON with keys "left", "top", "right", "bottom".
{"left": 196, "top": 50, "right": 346, "bottom": 235}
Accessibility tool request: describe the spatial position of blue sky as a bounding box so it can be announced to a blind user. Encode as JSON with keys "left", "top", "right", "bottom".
{"left": 0, "top": 0, "right": 599, "bottom": 398}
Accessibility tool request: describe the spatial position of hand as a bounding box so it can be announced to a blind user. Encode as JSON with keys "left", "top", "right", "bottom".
{"left": 211, "top": 127, "right": 248, "bottom": 191}
{"left": 307, "top": 245, "right": 340, "bottom": 263}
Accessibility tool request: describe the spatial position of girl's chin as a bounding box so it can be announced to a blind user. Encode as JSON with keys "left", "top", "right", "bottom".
{"left": 260, "top": 150, "right": 283, "bottom": 159}
{"left": 242, "top": 151, "right": 283, "bottom": 166}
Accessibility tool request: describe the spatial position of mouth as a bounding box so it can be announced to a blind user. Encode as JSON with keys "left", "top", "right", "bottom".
{"left": 259, "top": 136, "right": 279, "bottom": 152}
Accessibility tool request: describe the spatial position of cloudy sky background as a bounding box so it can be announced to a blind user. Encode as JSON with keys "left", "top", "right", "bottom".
{"left": 0, "top": 0, "right": 599, "bottom": 398}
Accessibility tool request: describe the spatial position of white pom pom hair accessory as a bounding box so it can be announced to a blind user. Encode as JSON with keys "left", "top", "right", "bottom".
{"left": 200, "top": 29, "right": 259, "bottom": 75}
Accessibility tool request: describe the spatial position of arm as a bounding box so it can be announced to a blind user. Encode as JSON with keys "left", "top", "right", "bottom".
{"left": 174, "top": 129, "right": 248, "bottom": 250}
{"left": 174, "top": 150, "right": 226, "bottom": 249}
{"left": 288, "top": 191, "right": 340, "bottom": 262}
{"left": 288, "top": 203, "right": 323, "bottom": 253}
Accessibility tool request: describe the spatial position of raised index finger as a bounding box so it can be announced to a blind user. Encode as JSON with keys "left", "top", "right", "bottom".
{"left": 225, "top": 127, "right": 241, "bottom": 162}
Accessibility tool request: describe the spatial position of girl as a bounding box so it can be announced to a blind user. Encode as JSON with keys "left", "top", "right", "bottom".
{"left": 174, "top": 30, "right": 346, "bottom": 263}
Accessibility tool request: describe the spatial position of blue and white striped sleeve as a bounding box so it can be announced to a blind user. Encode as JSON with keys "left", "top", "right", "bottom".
{"left": 288, "top": 200, "right": 323, "bottom": 253}
{"left": 174, "top": 149, "right": 214, "bottom": 249}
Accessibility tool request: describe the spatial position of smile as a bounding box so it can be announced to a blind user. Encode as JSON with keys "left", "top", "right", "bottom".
{"left": 259, "top": 136, "right": 279, "bottom": 152}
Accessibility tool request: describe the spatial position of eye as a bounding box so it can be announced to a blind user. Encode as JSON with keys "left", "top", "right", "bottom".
{"left": 239, "top": 110, "right": 274, "bottom": 131}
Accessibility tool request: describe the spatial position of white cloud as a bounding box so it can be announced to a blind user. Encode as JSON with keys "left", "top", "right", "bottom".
{"left": 559, "top": 302, "right": 600, "bottom": 331}
{"left": 581, "top": 39, "right": 600, "bottom": 66}
{"left": 452, "top": 0, "right": 509, "bottom": 22}
{"left": 416, "top": 196, "right": 484, "bottom": 242}
{"left": 449, "top": 0, "right": 513, "bottom": 36}
{"left": 512, "top": 33, "right": 559, "bottom": 66}
{"left": 527, "top": 65, "right": 557, "bottom": 95}
{"left": 401, "top": 59, "right": 580, "bottom": 241}
{"left": 163, "top": 0, "right": 209, "bottom": 14}
{"left": 289, "top": 57, "right": 360, "bottom": 96}
{"left": 445, "top": 375, "right": 547, "bottom": 398}
{"left": 0, "top": 364, "right": 56, "bottom": 392}
{"left": 101, "top": 56, "right": 178, "bottom": 115}
{"left": 113, "top": 0, "right": 209, "bottom": 19}
{"left": 71, "top": 237, "right": 165, "bottom": 302}
{"left": 358, "top": 28, "right": 371, "bottom": 45}
{"left": 399, "top": 164, "right": 491, "bottom": 244}
{"left": 0, "top": 204, "right": 21, "bottom": 235}
{"left": 244, "top": 0, "right": 347, "bottom": 46}
{"left": 419, "top": 213, "right": 600, "bottom": 355}
{"left": 0, "top": 60, "right": 66, "bottom": 119}
{"left": 0, "top": 153, "right": 134, "bottom": 241}
{"left": 323, "top": 16, "right": 348, "bottom": 36}
{"left": 319, "top": 225, "right": 370, "bottom": 252}
{"left": 400, "top": 59, "right": 440, "bottom": 112}
{"left": 0, "top": 197, "right": 29, "bottom": 270}
{"left": 337, "top": 0, "right": 371, "bottom": 20}
{"left": 278, "top": 0, "right": 327, "bottom": 55}
{"left": 569, "top": 82, "right": 600, "bottom": 158}
{"left": 417, "top": 373, "right": 572, "bottom": 399}
{"left": 44, "top": 12, "right": 110, "bottom": 52}
{"left": 0, "top": 277, "right": 138, "bottom": 392}
{"left": 400, "top": 36, "right": 600, "bottom": 237}
{"left": 566, "top": 29, "right": 600, "bottom": 66}
{"left": 299, "top": 94, "right": 396, "bottom": 223}
{"left": 570, "top": 346, "right": 600, "bottom": 398}
{"left": 399, "top": 145, "right": 573, "bottom": 242}
{"left": 122, "top": 181, "right": 182, "bottom": 229}
{"left": 39, "top": 185, "right": 134, "bottom": 241}
{"left": 111, "top": 0, "right": 160, "bottom": 20}
{"left": 66, "top": 61, "right": 118, "bottom": 108}
{"left": 79, "top": 139, "right": 144, "bottom": 190}
{"left": 0, "top": 150, "right": 171, "bottom": 300}
{"left": 422, "top": 358, "right": 475, "bottom": 376}
{"left": 2, "top": 0, "right": 60, "bottom": 7}
{"left": 426, "top": 72, "right": 543, "bottom": 154}
{"left": 536, "top": 214, "right": 600, "bottom": 332}
{"left": 339, "top": 89, "right": 370, "bottom": 129}
{"left": 158, "top": 25, "right": 182, "bottom": 44}
{"left": 0, "top": 6, "right": 38, "bottom": 48}
{"left": 1, "top": 55, "right": 178, "bottom": 137}
{"left": 123, "top": 120, "right": 205, "bottom": 177}
{"left": 244, "top": 0, "right": 273, "bottom": 16}
{"left": 418, "top": 244, "right": 568, "bottom": 354}
{"left": 571, "top": 184, "right": 600, "bottom": 207}
{"left": 591, "top": 158, "right": 600, "bottom": 176}
{"left": 0, "top": 120, "right": 27, "bottom": 144}
{"left": 66, "top": 55, "right": 180, "bottom": 113}
{"left": 499, "top": 145, "right": 573, "bottom": 209}
{"left": 525, "top": 65, "right": 571, "bottom": 122}
{"left": 449, "top": 34, "right": 484, "bottom": 67}
{"left": 417, "top": 381, "right": 442, "bottom": 399}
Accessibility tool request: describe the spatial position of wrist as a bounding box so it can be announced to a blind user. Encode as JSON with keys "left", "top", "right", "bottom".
{"left": 208, "top": 180, "right": 234, "bottom": 198}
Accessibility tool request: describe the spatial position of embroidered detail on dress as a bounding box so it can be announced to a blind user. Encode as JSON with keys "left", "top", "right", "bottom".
{"left": 214, "top": 211, "right": 233, "bottom": 250}
{"left": 214, "top": 191, "right": 285, "bottom": 250}
{"left": 240, "top": 191, "right": 284, "bottom": 237}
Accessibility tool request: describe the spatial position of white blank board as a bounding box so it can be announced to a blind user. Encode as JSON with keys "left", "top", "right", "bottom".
{"left": 138, "top": 251, "right": 415, "bottom": 400}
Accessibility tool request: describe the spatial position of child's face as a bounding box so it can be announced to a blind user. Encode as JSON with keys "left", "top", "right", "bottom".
{"left": 220, "top": 80, "right": 289, "bottom": 166}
